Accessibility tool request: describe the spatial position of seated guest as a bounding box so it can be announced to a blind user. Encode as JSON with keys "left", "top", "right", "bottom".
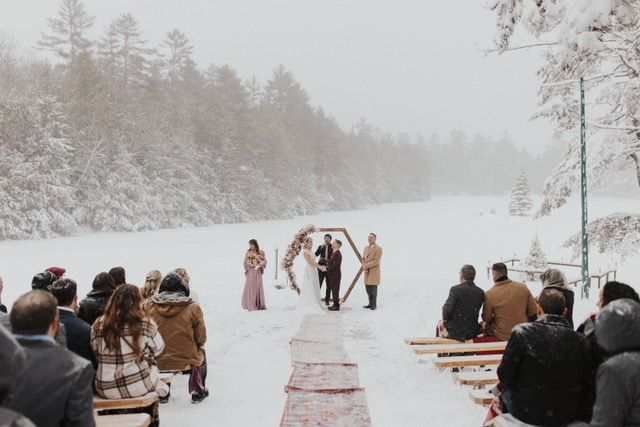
{"left": 0, "top": 323, "right": 34, "bottom": 427}
{"left": 91, "top": 284, "right": 169, "bottom": 400}
{"left": 141, "top": 270, "right": 162, "bottom": 300}
{"left": 108, "top": 266, "right": 126, "bottom": 287}
{"left": 78, "top": 272, "right": 116, "bottom": 325}
{"left": 576, "top": 280, "right": 640, "bottom": 421}
{"left": 540, "top": 268, "right": 575, "bottom": 328}
{"left": 0, "top": 274, "right": 6, "bottom": 313}
{"left": 590, "top": 298, "right": 640, "bottom": 426}
{"left": 30, "top": 271, "right": 57, "bottom": 291}
{"left": 482, "top": 262, "right": 537, "bottom": 341}
{"left": 44, "top": 266, "right": 66, "bottom": 280}
{"left": 436, "top": 264, "right": 484, "bottom": 341}
{"left": 1, "top": 274, "right": 9, "bottom": 329}
{"left": 29, "top": 271, "right": 68, "bottom": 346}
{"left": 49, "top": 278, "right": 96, "bottom": 367}
{"left": 497, "top": 289, "right": 591, "bottom": 425}
{"left": 143, "top": 272, "right": 208, "bottom": 404}
{"left": 173, "top": 267, "right": 200, "bottom": 304}
{"left": 4, "top": 291, "right": 94, "bottom": 427}
{"left": 0, "top": 322, "right": 26, "bottom": 403}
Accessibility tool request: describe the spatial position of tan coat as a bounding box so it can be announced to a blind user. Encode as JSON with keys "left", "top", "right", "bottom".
{"left": 363, "top": 244, "right": 383, "bottom": 285}
{"left": 143, "top": 293, "right": 206, "bottom": 371}
{"left": 482, "top": 279, "right": 537, "bottom": 341}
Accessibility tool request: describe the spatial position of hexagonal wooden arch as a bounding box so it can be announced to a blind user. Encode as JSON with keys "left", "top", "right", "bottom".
{"left": 318, "top": 227, "right": 363, "bottom": 303}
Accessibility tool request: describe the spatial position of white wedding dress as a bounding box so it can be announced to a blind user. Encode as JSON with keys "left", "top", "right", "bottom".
{"left": 294, "top": 249, "right": 327, "bottom": 315}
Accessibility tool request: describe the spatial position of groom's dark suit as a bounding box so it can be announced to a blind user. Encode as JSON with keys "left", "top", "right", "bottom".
{"left": 326, "top": 249, "right": 342, "bottom": 309}
{"left": 315, "top": 243, "right": 333, "bottom": 303}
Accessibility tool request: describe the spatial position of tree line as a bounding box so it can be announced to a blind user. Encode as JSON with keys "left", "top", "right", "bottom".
{"left": 0, "top": 0, "right": 432, "bottom": 240}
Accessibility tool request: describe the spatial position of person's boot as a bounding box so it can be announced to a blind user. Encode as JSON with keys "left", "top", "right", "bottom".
{"left": 363, "top": 294, "right": 372, "bottom": 309}
{"left": 328, "top": 304, "right": 340, "bottom": 311}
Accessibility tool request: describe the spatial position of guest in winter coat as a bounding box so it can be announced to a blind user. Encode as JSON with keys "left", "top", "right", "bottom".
{"left": 143, "top": 272, "right": 208, "bottom": 404}
{"left": 497, "top": 289, "right": 591, "bottom": 425}
{"left": 576, "top": 281, "right": 640, "bottom": 421}
{"left": 590, "top": 298, "right": 640, "bottom": 426}
{"left": 0, "top": 322, "right": 25, "bottom": 403}
{"left": 173, "top": 267, "right": 200, "bottom": 304}
{"left": 108, "top": 266, "right": 126, "bottom": 287}
{"left": 50, "top": 278, "right": 96, "bottom": 368}
{"left": 140, "top": 270, "right": 162, "bottom": 300}
{"left": 45, "top": 266, "right": 66, "bottom": 280}
{"left": 29, "top": 271, "right": 68, "bottom": 347}
{"left": 91, "top": 285, "right": 169, "bottom": 400}
{"left": 483, "top": 263, "right": 537, "bottom": 341}
{"left": 437, "top": 264, "right": 484, "bottom": 341}
{"left": 541, "top": 268, "right": 575, "bottom": 328}
{"left": 6, "top": 291, "right": 95, "bottom": 427}
{"left": 78, "top": 272, "right": 116, "bottom": 325}
{"left": 31, "top": 271, "right": 57, "bottom": 291}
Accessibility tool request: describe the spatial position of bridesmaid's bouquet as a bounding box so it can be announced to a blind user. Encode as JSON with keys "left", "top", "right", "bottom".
{"left": 250, "top": 253, "right": 266, "bottom": 270}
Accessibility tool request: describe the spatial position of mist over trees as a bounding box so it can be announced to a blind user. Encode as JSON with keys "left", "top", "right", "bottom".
{"left": 0, "top": 0, "right": 435, "bottom": 240}
{"left": 424, "top": 130, "right": 561, "bottom": 196}
{"left": 0, "top": 1, "right": 568, "bottom": 241}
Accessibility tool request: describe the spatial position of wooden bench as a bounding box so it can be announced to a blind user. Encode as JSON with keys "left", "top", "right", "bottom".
{"left": 432, "top": 354, "right": 502, "bottom": 369}
{"left": 95, "top": 413, "right": 151, "bottom": 427}
{"left": 455, "top": 370, "right": 499, "bottom": 386}
{"left": 93, "top": 394, "right": 159, "bottom": 411}
{"left": 413, "top": 341, "right": 506, "bottom": 355}
{"left": 469, "top": 389, "right": 494, "bottom": 406}
{"left": 94, "top": 394, "right": 159, "bottom": 427}
{"left": 404, "top": 337, "right": 471, "bottom": 345}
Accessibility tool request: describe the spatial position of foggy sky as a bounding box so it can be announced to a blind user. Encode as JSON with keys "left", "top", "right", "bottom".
{"left": 0, "top": 0, "right": 554, "bottom": 153}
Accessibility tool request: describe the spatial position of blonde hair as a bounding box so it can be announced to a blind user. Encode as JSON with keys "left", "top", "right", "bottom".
{"left": 173, "top": 268, "right": 190, "bottom": 285}
{"left": 141, "top": 270, "right": 162, "bottom": 299}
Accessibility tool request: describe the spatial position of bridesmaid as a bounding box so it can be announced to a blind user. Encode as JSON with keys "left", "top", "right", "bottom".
{"left": 241, "top": 239, "right": 267, "bottom": 311}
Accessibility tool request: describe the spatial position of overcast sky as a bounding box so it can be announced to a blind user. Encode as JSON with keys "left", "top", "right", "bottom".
{"left": 0, "top": 0, "right": 554, "bottom": 154}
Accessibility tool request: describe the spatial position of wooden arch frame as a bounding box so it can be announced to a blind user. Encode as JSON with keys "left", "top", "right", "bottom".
{"left": 318, "top": 227, "right": 363, "bottom": 303}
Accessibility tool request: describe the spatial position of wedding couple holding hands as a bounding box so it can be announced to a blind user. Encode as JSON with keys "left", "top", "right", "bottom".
{"left": 295, "top": 234, "right": 342, "bottom": 314}
{"left": 295, "top": 232, "right": 382, "bottom": 314}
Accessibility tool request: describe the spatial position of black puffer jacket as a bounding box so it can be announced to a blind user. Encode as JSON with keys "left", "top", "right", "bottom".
{"left": 77, "top": 272, "right": 116, "bottom": 325}
{"left": 590, "top": 299, "right": 640, "bottom": 427}
{"left": 497, "top": 314, "right": 592, "bottom": 426}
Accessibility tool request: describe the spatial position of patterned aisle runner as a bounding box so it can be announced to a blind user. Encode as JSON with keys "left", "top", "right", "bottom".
{"left": 280, "top": 314, "right": 373, "bottom": 426}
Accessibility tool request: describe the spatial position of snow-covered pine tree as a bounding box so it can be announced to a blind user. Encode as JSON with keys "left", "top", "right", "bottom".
{"left": 508, "top": 166, "right": 533, "bottom": 216}
{"left": 523, "top": 235, "right": 547, "bottom": 269}
{"left": 489, "top": 0, "right": 640, "bottom": 259}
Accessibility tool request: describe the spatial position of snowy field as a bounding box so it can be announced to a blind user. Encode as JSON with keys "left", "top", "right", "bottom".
{"left": 0, "top": 195, "right": 638, "bottom": 426}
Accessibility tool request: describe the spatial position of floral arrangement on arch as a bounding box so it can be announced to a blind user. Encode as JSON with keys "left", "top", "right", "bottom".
{"left": 281, "top": 224, "right": 317, "bottom": 294}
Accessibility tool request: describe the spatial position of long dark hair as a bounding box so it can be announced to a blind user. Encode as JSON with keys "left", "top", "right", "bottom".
{"left": 100, "top": 284, "right": 144, "bottom": 356}
{"left": 249, "top": 239, "right": 260, "bottom": 252}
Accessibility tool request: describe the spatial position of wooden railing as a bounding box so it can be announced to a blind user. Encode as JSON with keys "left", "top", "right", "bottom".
{"left": 486, "top": 258, "right": 616, "bottom": 288}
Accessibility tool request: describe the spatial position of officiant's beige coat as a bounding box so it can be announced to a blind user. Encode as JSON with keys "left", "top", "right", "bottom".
{"left": 363, "top": 244, "right": 383, "bottom": 285}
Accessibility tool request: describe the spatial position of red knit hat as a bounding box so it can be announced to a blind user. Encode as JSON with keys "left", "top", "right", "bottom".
{"left": 45, "top": 266, "right": 66, "bottom": 279}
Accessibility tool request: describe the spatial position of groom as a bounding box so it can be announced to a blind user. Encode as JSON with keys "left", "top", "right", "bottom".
{"left": 315, "top": 233, "right": 333, "bottom": 305}
{"left": 326, "top": 240, "right": 342, "bottom": 311}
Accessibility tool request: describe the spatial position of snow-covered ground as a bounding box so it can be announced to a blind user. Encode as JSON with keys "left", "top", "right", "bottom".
{"left": 0, "top": 195, "right": 638, "bottom": 426}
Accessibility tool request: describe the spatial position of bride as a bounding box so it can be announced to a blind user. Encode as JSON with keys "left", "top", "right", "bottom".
{"left": 294, "top": 237, "right": 327, "bottom": 315}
